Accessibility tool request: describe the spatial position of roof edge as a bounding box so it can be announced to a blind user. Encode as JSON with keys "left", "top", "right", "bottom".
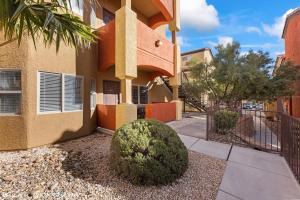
{"left": 282, "top": 7, "right": 300, "bottom": 39}
{"left": 181, "top": 48, "right": 212, "bottom": 56}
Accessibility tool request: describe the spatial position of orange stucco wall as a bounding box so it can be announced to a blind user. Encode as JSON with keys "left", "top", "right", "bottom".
{"left": 98, "top": 19, "right": 174, "bottom": 77}
{"left": 284, "top": 14, "right": 300, "bottom": 117}
{"left": 99, "top": 21, "right": 115, "bottom": 71}
{"left": 97, "top": 105, "right": 116, "bottom": 130}
{"left": 152, "top": 0, "right": 173, "bottom": 20}
{"left": 145, "top": 102, "right": 176, "bottom": 122}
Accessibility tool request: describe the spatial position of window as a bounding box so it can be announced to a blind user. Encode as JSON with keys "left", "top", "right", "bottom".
{"left": 103, "top": 8, "right": 115, "bottom": 24}
{"left": 0, "top": 70, "right": 21, "bottom": 115}
{"left": 132, "top": 86, "right": 139, "bottom": 104}
{"left": 139, "top": 86, "right": 148, "bottom": 104}
{"left": 132, "top": 85, "right": 149, "bottom": 105}
{"left": 69, "top": 0, "right": 83, "bottom": 16}
{"left": 90, "top": 78, "right": 96, "bottom": 109}
{"left": 64, "top": 75, "right": 83, "bottom": 111}
{"left": 38, "top": 72, "right": 83, "bottom": 114}
{"left": 39, "top": 72, "right": 62, "bottom": 113}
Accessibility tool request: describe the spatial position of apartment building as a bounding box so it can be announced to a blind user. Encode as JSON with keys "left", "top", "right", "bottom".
{"left": 0, "top": 0, "right": 181, "bottom": 150}
{"left": 181, "top": 48, "right": 213, "bottom": 109}
{"left": 281, "top": 8, "right": 300, "bottom": 117}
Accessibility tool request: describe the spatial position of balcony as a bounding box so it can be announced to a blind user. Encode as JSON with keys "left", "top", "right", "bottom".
{"left": 98, "top": 19, "right": 175, "bottom": 77}
{"left": 97, "top": 102, "right": 176, "bottom": 130}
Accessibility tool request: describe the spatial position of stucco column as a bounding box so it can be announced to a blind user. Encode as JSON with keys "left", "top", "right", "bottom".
{"left": 115, "top": 0, "right": 137, "bottom": 128}
{"left": 169, "top": 2, "right": 182, "bottom": 120}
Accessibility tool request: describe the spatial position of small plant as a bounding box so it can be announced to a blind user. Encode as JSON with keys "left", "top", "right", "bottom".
{"left": 214, "top": 110, "right": 239, "bottom": 134}
{"left": 110, "top": 119, "right": 188, "bottom": 186}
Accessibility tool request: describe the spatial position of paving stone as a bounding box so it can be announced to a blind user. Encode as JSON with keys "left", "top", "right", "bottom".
{"left": 177, "top": 134, "right": 199, "bottom": 149}
{"left": 190, "top": 140, "right": 231, "bottom": 160}
{"left": 219, "top": 161, "right": 300, "bottom": 200}
{"left": 229, "top": 146, "right": 294, "bottom": 178}
{"left": 216, "top": 190, "right": 240, "bottom": 200}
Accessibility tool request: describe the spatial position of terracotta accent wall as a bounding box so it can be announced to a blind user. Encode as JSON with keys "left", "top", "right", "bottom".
{"left": 97, "top": 105, "right": 116, "bottom": 130}
{"left": 152, "top": 0, "right": 174, "bottom": 20}
{"left": 98, "top": 20, "right": 174, "bottom": 77}
{"left": 145, "top": 102, "right": 176, "bottom": 122}
{"left": 137, "top": 20, "right": 174, "bottom": 76}
{"left": 284, "top": 14, "right": 300, "bottom": 117}
{"left": 99, "top": 21, "right": 115, "bottom": 71}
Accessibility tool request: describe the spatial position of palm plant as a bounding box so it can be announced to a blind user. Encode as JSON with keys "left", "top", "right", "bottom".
{"left": 0, "top": 0, "right": 99, "bottom": 51}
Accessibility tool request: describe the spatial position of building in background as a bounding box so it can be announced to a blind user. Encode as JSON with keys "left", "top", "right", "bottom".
{"left": 181, "top": 48, "right": 214, "bottom": 111}
{"left": 0, "top": 0, "right": 181, "bottom": 150}
{"left": 280, "top": 8, "right": 300, "bottom": 117}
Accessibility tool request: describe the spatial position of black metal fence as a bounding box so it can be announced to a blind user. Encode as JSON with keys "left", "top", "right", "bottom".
{"left": 207, "top": 108, "right": 300, "bottom": 183}
{"left": 207, "top": 109, "right": 281, "bottom": 153}
{"left": 281, "top": 113, "right": 300, "bottom": 183}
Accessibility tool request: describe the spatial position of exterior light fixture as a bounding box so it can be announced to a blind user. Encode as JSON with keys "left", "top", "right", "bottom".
{"left": 155, "top": 40, "right": 163, "bottom": 47}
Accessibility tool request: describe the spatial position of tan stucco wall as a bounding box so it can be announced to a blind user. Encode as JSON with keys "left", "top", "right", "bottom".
{"left": 0, "top": 34, "right": 29, "bottom": 150}
{"left": 0, "top": 0, "right": 176, "bottom": 150}
{"left": 25, "top": 38, "right": 98, "bottom": 149}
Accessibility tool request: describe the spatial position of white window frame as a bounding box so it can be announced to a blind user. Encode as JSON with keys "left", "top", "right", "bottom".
{"left": 37, "top": 71, "right": 84, "bottom": 115}
{"left": 37, "top": 71, "right": 62, "bottom": 115}
{"left": 90, "top": 78, "right": 97, "bottom": 110}
{"left": 0, "top": 69, "right": 21, "bottom": 116}
{"left": 63, "top": 73, "right": 84, "bottom": 113}
{"left": 132, "top": 84, "right": 149, "bottom": 105}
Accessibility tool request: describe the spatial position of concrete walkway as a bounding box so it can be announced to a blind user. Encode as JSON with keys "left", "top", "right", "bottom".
{"left": 178, "top": 133, "right": 300, "bottom": 200}
{"left": 168, "top": 113, "right": 207, "bottom": 139}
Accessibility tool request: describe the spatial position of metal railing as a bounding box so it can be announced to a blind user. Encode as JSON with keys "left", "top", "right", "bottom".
{"left": 281, "top": 113, "right": 300, "bottom": 183}
{"left": 207, "top": 108, "right": 300, "bottom": 183}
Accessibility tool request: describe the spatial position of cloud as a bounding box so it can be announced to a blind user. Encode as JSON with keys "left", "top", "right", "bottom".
{"left": 177, "top": 36, "right": 191, "bottom": 47}
{"left": 218, "top": 36, "right": 233, "bottom": 46}
{"left": 241, "top": 43, "right": 282, "bottom": 49}
{"left": 262, "top": 8, "right": 296, "bottom": 38}
{"left": 207, "top": 36, "right": 233, "bottom": 47}
{"left": 245, "top": 26, "right": 262, "bottom": 35}
{"left": 180, "top": 0, "right": 220, "bottom": 32}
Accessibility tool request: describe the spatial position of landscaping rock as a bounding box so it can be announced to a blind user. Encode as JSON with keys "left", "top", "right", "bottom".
{"left": 0, "top": 133, "right": 226, "bottom": 200}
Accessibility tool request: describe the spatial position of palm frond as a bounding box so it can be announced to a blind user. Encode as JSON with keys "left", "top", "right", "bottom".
{"left": 0, "top": 0, "right": 98, "bottom": 51}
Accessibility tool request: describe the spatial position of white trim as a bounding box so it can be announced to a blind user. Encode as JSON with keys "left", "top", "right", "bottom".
{"left": 37, "top": 71, "right": 84, "bottom": 115}
{"left": 90, "top": 78, "right": 97, "bottom": 110}
{"left": 0, "top": 69, "right": 22, "bottom": 116}
{"left": 62, "top": 73, "right": 84, "bottom": 112}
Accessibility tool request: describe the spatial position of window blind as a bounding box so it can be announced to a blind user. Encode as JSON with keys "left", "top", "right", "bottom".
{"left": 39, "top": 72, "right": 62, "bottom": 112}
{"left": 64, "top": 75, "right": 83, "bottom": 111}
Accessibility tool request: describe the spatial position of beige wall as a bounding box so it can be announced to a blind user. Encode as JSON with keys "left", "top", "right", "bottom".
{"left": 0, "top": 34, "right": 29, "bottom": 150}
{"left": 0, "top": 0, "right": 174, "bottom": 150}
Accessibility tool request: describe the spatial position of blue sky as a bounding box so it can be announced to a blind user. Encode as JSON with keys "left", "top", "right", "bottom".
{"left": 178, "top": 0, "right": 299, "bottom": 61}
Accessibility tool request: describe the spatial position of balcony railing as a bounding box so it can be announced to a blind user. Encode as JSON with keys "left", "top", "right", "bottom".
{"left": 98, "top": 19, "right": 174, "bottom": 77}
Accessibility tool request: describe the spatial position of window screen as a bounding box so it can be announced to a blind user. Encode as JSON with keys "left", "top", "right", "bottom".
{"left": 39, "top": 72, "right": 62, "bottom": 113}
{"left": 64, "top": 75, "right": 83, "bottom": 111}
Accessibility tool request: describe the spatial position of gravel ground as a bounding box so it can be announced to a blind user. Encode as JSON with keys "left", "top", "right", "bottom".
{"left": 0, "top": 133, "right": 226, "bottom": 200}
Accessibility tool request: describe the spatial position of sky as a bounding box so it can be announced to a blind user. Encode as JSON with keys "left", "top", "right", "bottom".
{"left": 178, "top": 0, "right": 299, "bottom": 61}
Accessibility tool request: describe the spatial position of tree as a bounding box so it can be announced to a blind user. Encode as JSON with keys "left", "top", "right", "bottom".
{"left": 0, "top": 0, "right": 99, "bottom": 51}
{"left": 183, "top": 42, "right": 298, "bottom": 109}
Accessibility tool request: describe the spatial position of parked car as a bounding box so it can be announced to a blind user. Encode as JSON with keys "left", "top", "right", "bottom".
{"left": 243, "top": 103, "right": 253, "bottom": 109}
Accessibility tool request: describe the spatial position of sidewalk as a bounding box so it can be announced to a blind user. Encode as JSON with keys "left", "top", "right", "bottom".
{"left": 178, "top": 134, "right": 300, "bottom": 200}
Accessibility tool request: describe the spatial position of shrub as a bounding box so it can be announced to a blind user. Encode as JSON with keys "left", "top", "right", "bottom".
{"left": 110, "top": 119, "right": 188, "bottom": 186}
{"left": 214, "top": 110, "right": 239, "bottom": 134}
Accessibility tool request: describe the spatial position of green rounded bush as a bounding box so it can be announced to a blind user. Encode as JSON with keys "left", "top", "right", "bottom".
{"left": 110, "top": 119, "right": 188, "bottom": 185}
{"left": 214, "top": 110, "right": 239, "bottom": 134}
